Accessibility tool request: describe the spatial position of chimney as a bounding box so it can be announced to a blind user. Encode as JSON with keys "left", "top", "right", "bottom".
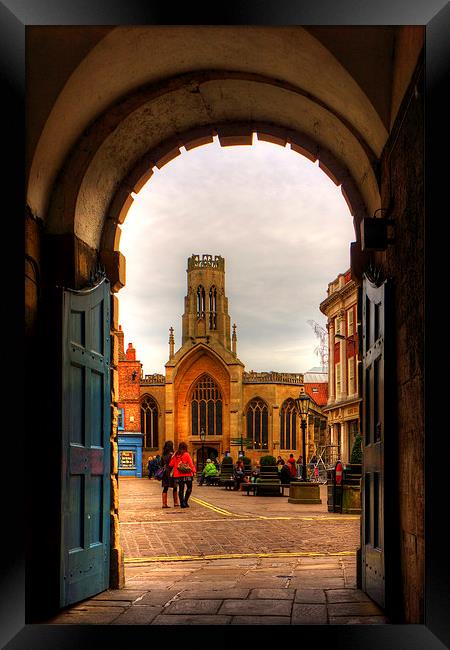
{"left": 126, "top": 342, "right": 136, "bottom": 361}
{"left": 117, "top": 324, "right": 125, "bottom": 360}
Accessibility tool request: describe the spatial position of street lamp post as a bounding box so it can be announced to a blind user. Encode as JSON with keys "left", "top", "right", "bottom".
{"left": 200, "top": 428, "right": 206, "bottom": 471}
{"left": 289, "top": 386, "right": 321, "bottom": 505}
{"left": 294, "top": 388, "right": 311, "bottom": 483}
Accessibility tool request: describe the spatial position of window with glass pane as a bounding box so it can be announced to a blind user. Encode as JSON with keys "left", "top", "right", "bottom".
{"left": 246, "top": 398, "right": 269, "bottom": 449}
{"left": 140, "top": 396, "right": 159, "bottom": 448}
{"left": 280, "top": 399, "right": 297, "bottom": 450}
{"left": 191, "top": 375, "right": 222, "bottom": 436}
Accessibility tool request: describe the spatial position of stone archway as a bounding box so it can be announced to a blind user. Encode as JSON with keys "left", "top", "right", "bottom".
{"left": 25, "top": 25, "right": 426, "bottom": 625}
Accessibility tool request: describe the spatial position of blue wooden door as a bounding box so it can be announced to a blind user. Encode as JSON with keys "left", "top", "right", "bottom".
{"left": 361, "top": 275, "right": 388, "bottom": 608}
{"left": 60, "top": 278, "right": 111, "bottom": 607}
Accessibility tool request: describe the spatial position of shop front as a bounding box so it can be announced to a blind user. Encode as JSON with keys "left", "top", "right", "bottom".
{"left": 118, "top": 433, "right": 144, "bottom": 477}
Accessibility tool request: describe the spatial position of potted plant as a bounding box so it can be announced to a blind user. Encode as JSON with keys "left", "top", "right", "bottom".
{"left": 342, "top": 434, "right": 362, "bottom": 514}
{"left": 350, "top": 433, "right": 362, "bottom": 465}
{"left": 259, "top": 454, "right": 277, "bottom": 475}
{"left": 218, "top": 454, "right": 234, "bottom": 484}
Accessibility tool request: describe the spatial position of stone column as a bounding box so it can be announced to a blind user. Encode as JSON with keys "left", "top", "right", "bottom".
{"left": 328, "top": 320, "right": 335, "bottom": 403}
{"left": 339, "top": 310, "right": 348, "bottom": 401}
{"left": 341, "top": 421, "right": 349, "bottom": 463}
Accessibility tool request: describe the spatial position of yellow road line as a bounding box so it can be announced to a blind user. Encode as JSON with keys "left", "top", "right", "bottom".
{"left": 125, "top": 550, "right": 357, "bottom": 564}
{"left": 120, "top": 514, "right": 359, "bottom": 525}
{"left": 189, "top": 496, "right": 247, "bottom": 517}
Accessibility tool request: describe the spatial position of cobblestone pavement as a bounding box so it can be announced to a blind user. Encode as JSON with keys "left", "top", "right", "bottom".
{"left": 46, "top": 477, "right": 389, "bottom": 625}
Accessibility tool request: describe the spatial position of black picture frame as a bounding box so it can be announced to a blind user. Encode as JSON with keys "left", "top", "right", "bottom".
{"left": 4, "top": 0, "right": 449, "bottom": 647}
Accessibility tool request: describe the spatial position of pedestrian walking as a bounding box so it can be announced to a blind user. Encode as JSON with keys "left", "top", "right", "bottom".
{"left": 296, "top": 454, "right": 303, "bottom": 479}
{"left": 161, "top": 441, "right": 179, "bottom": 508}
{"left": 169, "top": 442, "right": 196, "bottom": 508}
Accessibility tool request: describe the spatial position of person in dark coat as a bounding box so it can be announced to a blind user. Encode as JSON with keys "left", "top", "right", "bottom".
{"left": 161, "top": 441, "right": 179, "bottom": 508}
{"left": 280, "top": 463, "right": 292, "bottom": 485}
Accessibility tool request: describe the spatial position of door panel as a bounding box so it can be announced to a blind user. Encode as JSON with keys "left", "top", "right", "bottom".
{"left": 361, "top": 276, "right": 386, "bottom": 608}
{"left": 61, "top": 279, "right": 111, "bottom": 607}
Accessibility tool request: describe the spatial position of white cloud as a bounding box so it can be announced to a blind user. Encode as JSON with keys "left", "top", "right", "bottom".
{"left": 118, "top": 138, "right": 354, "bottom": 374}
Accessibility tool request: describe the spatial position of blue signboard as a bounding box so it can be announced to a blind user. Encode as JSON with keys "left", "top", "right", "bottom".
{"left": 118, "top": 433, "right": 144, "bottom": 477}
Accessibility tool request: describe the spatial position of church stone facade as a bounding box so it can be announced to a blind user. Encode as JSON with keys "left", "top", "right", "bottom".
{"left": 118, "top": 254, "right": 327, "bottom": 474}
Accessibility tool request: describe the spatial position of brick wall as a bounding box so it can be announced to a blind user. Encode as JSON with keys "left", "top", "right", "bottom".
{"left": 378, "top": 57, "right": 424, "bottom": 623}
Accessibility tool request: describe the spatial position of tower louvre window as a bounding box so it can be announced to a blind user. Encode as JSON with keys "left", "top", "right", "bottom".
{"left": 209, "top": 285, "right": 217, "bottom": 330}
{"left": 140, "top": 395, "right": 159, "bottom": 449}
{"left": 197, "top": 285, "right": 205, "bottom": 318}
{"left": 280, "top": 399, "right": 297, "bottom": 450}
{"left": 246, "top": 398, "right": 269, "bottom": 450}
{"left": 191, "top": 375, "right": 222, "bottom": 436}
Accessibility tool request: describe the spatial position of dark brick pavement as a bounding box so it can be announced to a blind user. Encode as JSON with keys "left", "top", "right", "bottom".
{"left": 46, "top": 477, "right": 388, "bottom": 625}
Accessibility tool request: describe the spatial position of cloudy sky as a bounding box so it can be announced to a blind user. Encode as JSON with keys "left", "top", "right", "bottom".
{"left": 118, "top": 136, "right": 355, "bottom": 375}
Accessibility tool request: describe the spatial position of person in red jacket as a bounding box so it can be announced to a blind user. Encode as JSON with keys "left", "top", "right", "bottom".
{"left": 169, "top": 441, "right": 196, "bottom": 508}
{"left": 287, "top": 453, "right": 297, "bottom": 479}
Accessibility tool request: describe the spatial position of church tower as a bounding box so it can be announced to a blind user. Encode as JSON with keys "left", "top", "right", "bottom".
{"left": 181, "top": 254, "right": 232, "bottom": 351}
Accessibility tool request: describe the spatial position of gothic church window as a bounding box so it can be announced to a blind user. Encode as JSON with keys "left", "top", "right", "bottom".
{"left": 191, "top": 375, "right": 222, "bottom": 436}
{"left": 141, "top": 395, "right": 159, "bottom": 449}
{"left": 246, "top": 398, "right": 269, "bottom": 449}
{"left": 280, "top": 399, "right": 297, "bottom": 450}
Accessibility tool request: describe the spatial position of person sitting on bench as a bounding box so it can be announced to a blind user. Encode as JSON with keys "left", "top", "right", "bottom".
{"left": 198, "top": 458, "right": 218, "bottom": 485}
{"left": 279, "top": 463, "right": 292, "bottom": 485}
{"left": 233, "top": 459, "right": 246, "bottom": 490}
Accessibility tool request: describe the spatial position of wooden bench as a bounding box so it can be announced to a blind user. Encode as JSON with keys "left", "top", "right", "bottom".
{"left": 241, "top": 481, "right": 290, "bottom": 496}
{"left": 205, "top": 474, "right": 220, "bottom": 486}
{"left": 222, "top": 478, "right": 235, "bottom": 490}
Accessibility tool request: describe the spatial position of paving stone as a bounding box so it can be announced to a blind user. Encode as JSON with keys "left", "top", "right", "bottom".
{"left": 326, "top": 588, "right": 371, "bottom": 603}
{"left": 328, "top": 601, "right": 384, "bottom": 617}
{"left": 291, "top": 603, "right": 327, "bottom": 624}
{"left": 290, "top": 577, "right": 345, "bottom": 589}
{"left": 133, "top": 590, "right": 181, "bottom": 606}
{"left": 177, "top": 580, "right": 238, "bottom": 589}
{"left": 219, "top": 599, "right": 292, "bottom": 616}
{"left": 176, "top": 588, "right": 250, "bottom": 599}
{"left": 249, "top": 588, "right": 295, "bottom": 600}
{"left": 294, "top": 589, "right": 326, "bottom": 603}
{"left": 238, "top": 578, "right": 289, "bottom": 589}
{"left": 231, "top": 616, "right": 291, "bottom": 625}
{"left": 152, "top": 614, "right": 232, "bottom": 625}
{"left": 47, "top": 606, "right": 124, "bottom": 625}
{"left": 163, "top": 599, "right": 223, "bottom": 614}
{"left": 77, "top": 599, "right": 132, "bottom": 608}
{"left": 329, "top": 615, "right": 389, "bottom": 624}
{"left": 293, "top": 569, "right": 343, "bottom": 577}
{"left": 92, "top": 589, "right": 146, "bottom": 601}
{"left": 111, "top": 605, "right": 163, "bottom": 624}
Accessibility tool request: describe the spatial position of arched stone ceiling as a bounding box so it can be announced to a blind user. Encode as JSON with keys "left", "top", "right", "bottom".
{"left": 64, "top": 75, "right": 378, "bottom": 249}
{"left": 29, "top": 26, "right": 389, "bottom": 232}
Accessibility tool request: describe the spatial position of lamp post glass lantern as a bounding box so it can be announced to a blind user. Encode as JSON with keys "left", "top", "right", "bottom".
{"left": 200, "top": 428, "right": 206, "bottom": 471}
{"left": 294, "top": 391, "right": 311, "bottom": 481}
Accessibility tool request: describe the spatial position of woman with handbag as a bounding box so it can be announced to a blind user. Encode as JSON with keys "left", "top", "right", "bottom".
{"left": 161, "top": 440, "right": 179, "bottom": 508}
{"left": 169, "top": 441, "right": 196, "bottom": 508}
